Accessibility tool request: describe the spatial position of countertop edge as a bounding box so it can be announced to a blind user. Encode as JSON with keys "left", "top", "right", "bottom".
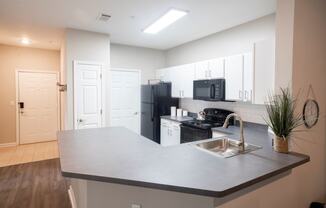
{"left": 61, "top": 153, "right": 310, "bottom": 198}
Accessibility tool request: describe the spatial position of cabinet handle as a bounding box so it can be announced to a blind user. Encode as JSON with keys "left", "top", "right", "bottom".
{"left": 239, "top": 90, "right": 243, "bottom": 100}
{"left": 244, "top": 91, "right": 248, "bottom": 100}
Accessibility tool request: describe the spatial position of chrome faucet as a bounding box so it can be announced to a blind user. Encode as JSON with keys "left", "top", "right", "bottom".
{"left": 223, "top": 113, "right": 245, "bottom": 152}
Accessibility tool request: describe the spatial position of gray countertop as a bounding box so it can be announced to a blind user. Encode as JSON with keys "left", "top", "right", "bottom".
{"left": 160, "top": 115, "right": 194, "bottom": 122}
{"left": 57, "top": 125, "right": 309, "bottom": 197}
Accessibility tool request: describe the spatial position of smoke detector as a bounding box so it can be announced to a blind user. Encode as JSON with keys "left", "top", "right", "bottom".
{"left": 97, "top": 13, "right": 111, "bottom": 22}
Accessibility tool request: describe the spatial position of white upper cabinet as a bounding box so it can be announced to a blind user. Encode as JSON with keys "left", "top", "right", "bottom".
{"left": 195, "top": 58, "right": 224, "bottom": 80}
{"left": 170, "top": 64, "right": 195, "bottom": 98}
{"left": 168, "top": 66, "right": 181, "bottom": 98}
{"left": 155, "top": 68, "right": 170, "bottom": 82}
{"left": 208, "top": 58, "right": 225, "bottom": 78}
{"left": 155, "top": 39, "right": 275, "bottom": 104}
{"left": 243, "top": 52, "right": 254, "bottom": 102}
{"left": 194, "top": 61, "right": 209, "bottom": 80}
{"left": 253, "top": 39, "right": 275, "bottom": 104}
{"left": 179, "top": 64, "right": 195, "bottom": 98}
{"left": 225, "top": 54, "right": 244, "bottom": 101}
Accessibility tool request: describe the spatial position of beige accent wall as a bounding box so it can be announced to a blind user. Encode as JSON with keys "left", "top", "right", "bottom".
{"left": 0, "top": 44, "right": 60, "bottom": 144}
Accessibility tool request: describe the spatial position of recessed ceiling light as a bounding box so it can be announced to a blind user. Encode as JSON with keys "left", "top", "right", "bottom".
{"left": 21, "top": 38, "right": 31, "bottom": 45}
{"left": 143, "top": 9, "right": 188, "bottom": 34}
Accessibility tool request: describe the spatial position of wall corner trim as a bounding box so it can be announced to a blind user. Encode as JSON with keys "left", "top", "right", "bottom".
{"left": 0, "top": 142, "right": 17, "bottom": 148}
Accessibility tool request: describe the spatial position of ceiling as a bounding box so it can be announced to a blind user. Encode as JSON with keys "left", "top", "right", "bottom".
{"left": 0, "top": 0, "right": 276, "bottom": 50}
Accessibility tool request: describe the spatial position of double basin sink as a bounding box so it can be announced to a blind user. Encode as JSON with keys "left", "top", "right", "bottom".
{"left": 193, "top": 131, "right": 261, "bottom": 158}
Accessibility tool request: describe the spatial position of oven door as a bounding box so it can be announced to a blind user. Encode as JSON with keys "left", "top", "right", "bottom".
{"left": 180, "top": 125, "right": 212, "bottom": 143}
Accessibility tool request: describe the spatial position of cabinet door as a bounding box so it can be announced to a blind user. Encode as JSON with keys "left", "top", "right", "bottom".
{"left": 208, "top": 58, "right": 225, "bottom": 78}
{"left": 156, "top": 68, "right": 170, "bottom": 82}
{"left": 253, "top": 39, "right": 275, "bottom": 104}
{"left": 225, "top": 55, "right": 244, "bottom": 101}
{"left": 179, "top": 64, "right": 195, "bottom": 98}
{"left": 195, "top": 61, "right": 209, "bottom": 80}
{"left": 243, "top": 53, "right": 253, "bottom": 102}
{"left": 169, "top": 67, "right": 182, "bottom": 98}
{"left": 160, "top": 119, "right": 170, "bottom": 146}
{"left": 171, "top": 123, "right": 181, "bottom": 145}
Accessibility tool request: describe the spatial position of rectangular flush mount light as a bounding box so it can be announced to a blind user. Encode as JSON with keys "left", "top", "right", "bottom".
{"left": 143, "top": 9, "right": 188, "bottom": 34}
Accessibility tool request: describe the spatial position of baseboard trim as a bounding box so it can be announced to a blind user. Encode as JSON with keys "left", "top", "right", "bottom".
{"left": 0, "top": 142, "right": 17, "bottom": 148}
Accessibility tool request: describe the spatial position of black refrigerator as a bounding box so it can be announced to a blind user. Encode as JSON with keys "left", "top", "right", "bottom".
{"left": 141, "top": 82, "right": 179, "bottom": 144}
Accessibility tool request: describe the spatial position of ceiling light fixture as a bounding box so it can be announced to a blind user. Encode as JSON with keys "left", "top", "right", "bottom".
{"left": 143, "top": 8, "right": 188, "bottom": 34}
{"left": 21, "top": 38, "right": 31, "bottom": 45}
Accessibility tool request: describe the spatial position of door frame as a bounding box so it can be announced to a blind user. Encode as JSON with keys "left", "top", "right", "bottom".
{"left": 73, "top": 60, "right": 105, "bottom": 129}
{"left": 15, "top": 69, "right": 60, "bottom": 145}
{"left": 109, "top": 68, "right": 141, "bottom": 133}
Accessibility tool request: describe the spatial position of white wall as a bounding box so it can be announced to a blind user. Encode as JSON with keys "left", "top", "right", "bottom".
{"left": 274, "top": 0, "right": 295, "bottom": 90}
{"left": 165, "top": 14, "right": 275, "bottom": 124}
{"left": 62, "top": 28, "right": 110, "bottom": 130}
{"left": 165, "top": 14, "right": 275, "bottom": 66}
{"left": 110, "top": 43, "right": 166, "bottom": 84}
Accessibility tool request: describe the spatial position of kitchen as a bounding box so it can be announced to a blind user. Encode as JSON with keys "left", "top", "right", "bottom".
{"left": 0, "top": 0, "right": 325, "bottom": 208}
{"left": 58, "top": 1, "right": 322, "bottom": 208}
{"left": 140, "top": 35, "right": 274, "bottom": 146}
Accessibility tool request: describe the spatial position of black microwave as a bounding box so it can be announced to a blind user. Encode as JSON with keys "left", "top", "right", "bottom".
{"left": 193, "top": 79, "right": 225, "bottom": 101}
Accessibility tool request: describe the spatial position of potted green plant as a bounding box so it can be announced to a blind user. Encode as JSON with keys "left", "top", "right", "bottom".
{"left": 265, "top": 88, "right": 302, "bottom": 153}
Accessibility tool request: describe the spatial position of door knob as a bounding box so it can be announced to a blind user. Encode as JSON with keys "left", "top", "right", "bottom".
{"left": 134, "top": 112, "right": 138, "bottom": 115}
{"left": 78, "top": 119, "right": 84, "bottom": 123}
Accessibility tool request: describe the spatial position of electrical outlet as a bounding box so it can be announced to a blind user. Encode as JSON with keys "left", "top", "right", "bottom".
{"left": 131, "top": 204, "right": 141, "bottom": 208}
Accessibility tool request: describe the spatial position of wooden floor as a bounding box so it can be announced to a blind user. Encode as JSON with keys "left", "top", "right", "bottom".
{"left": 0, "top": 159, "right": 71, "bottom": 208}
{"left": 0, "top": 141, "right": 59, "bottom": 168}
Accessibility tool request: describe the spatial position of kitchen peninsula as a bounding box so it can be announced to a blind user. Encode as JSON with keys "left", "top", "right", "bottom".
{"left": 58, "top": 125, "right": 309, "bottom": 208}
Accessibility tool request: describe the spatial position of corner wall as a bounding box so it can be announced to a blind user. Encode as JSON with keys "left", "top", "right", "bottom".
{"left": 110, "top": 44, "right": 166, "bottom": 84}
{"left": 62, "top": 29, "right": 110, "bottom": 130}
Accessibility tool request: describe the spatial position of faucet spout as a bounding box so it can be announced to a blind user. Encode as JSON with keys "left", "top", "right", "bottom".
{"left": 222, "top": 113, "right": 245, "bottom": 152}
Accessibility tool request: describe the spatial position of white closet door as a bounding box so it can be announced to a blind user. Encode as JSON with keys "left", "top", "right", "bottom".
{"left": 74, "top": 62, "right": 103, "bottom": 129}
{"left": 110, "top": 69, "right": 141, "bottom": 134}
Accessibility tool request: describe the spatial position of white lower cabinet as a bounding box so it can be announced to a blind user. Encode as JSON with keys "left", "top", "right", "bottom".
{"left": 160, "top": 119, "right": 181, "bottom": 146}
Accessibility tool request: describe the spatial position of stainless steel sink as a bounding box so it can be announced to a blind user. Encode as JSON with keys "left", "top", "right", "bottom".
{"left": 194, "top": 137, "right": 261, "bottom": 158}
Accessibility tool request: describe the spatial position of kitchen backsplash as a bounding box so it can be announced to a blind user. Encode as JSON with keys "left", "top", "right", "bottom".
{"left": 180, "top": 98, "right": 267, "bottom": 124}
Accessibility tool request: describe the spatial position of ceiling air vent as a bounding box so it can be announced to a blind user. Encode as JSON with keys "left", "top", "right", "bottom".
{"left": 97, "top": 13, "right": 111, "bottom": 22}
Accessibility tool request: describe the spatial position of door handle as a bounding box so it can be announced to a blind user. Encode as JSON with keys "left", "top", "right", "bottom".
{"left": 134, "top": 112, "right": 139, "bottom": 115}
{"left": 77, "top": 119, "right": 84, "bottom": 123}
{"left": 18, "top": 102, "right": 24, "bottom": 109}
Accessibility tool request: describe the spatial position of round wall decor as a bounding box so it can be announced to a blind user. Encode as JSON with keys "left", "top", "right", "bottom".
{"left": 302, "top": 99, "right": 319, "bottom": 128}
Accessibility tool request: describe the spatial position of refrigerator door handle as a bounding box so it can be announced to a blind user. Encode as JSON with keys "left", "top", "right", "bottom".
{"left": 151, "top": 86, "right": 154, "bottom": 121}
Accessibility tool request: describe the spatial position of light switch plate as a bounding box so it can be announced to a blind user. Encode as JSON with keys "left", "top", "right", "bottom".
{"left": 131, "top": 204, "right": 141, "bottom": 208}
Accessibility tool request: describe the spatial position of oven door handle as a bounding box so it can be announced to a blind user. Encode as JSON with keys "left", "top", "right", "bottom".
{"left": 210, "top": 84, "right": 215, "bottom": 99}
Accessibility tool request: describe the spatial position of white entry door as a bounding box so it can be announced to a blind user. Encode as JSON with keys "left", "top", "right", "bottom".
{"left": 74, "top": 62, "right": 103, "bottom": 129}
{"left": 110, "top": 69, "right": 140, "bottom": 134}
{"left": 18, "top": 71, "right": 59, "bottom": 144}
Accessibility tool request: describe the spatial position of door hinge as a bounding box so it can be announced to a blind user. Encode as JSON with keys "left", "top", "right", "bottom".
{"left": 100, "top": 109, "right": 103, "bottom": 114}
{"left": 100, "top": 73, "right": 102, "bottom": 79}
